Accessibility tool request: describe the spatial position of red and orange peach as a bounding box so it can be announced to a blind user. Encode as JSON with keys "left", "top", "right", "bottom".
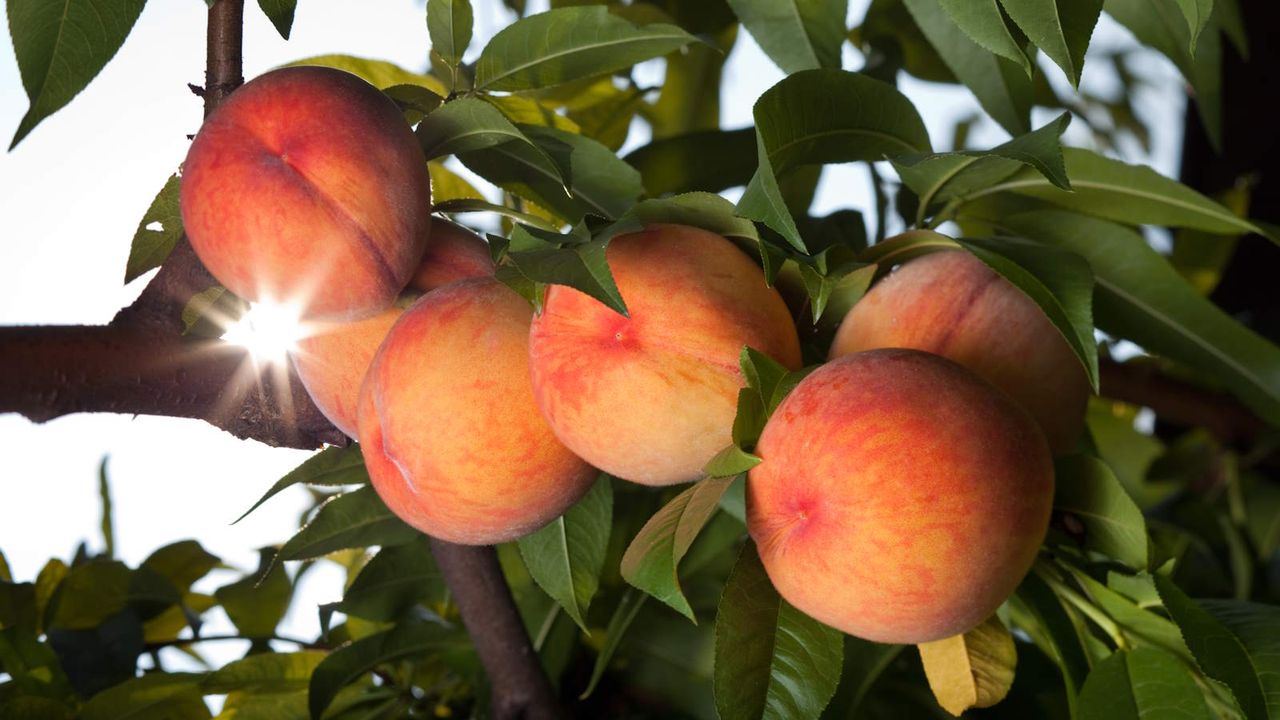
{"left": 747, "top": 349, "right": 1053, "bottom": 643}
{"left": 528, "top": 224, "right": 801, "bottom": 486}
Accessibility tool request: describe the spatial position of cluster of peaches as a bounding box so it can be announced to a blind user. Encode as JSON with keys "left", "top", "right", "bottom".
{"left": 182, "top": 67, "right": 1088, "bottom": 645}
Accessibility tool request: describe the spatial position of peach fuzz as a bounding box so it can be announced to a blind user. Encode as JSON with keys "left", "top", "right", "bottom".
{"left": 529, "top": 224, "right": 801, "bottom": 486}
{"left": 358, "top": 278, "right": 595, "bottom": 545}
{"left": 290, "top": 219, "right": 494, "bottom": 437}
{"left": 181, "top": 65, "right": 431, "bottom": 320}
{"left": 747, "top": 349, "right": 1053, "bottom": 644}
{"left": 830, "top": 249, "right": 1090, "bottom": 454}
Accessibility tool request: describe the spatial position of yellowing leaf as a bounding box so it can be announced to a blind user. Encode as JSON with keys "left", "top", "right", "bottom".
{"left": 918, "top": 614, "right": 1017, "bottom": 716}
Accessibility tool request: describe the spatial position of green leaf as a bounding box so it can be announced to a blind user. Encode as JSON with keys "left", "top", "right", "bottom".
{"left": 1153, "top": 580, "right": 1270, "bottom": 720}
{"left": 81, "top": 673, "right": 210, "bottom": 720}
{"left": 45, "top": 560, "right": 131, "bottom": 630}
{"left": 0, "top": 549, "right": 10, "bottom": 582}
{"left": 309, "top": 619, "right": 463, "bottom": 719}
{"left": 1011, "top": 572, "right": 1091, "bottom": 704}
{"left": 1077, "top": 646, "right": 1214, "bottom": 719}
{"left": 474, "top": 6, "right": 696, "bottom": 91}
{"left": 1054, "top": 454, "right": 1149, "bottom": 569}
{"left": 427, "top": 0, "right": 474, "bottom": 67}
{"left": 999, "top": 0, "right": 1104, "bottom": 87}
{"left": 257, "top": 0, "right": 297, "bottom": 40}
{"left": 989, "top": 148, "right": 1265, "bottom": 237}
{"left": 741, "top": 69, "right": 931, "bottom": 250}
{"left": 428, "top": 161, "right": 484, "bottom": 203}
{"left": 6, "top": 0, "right": 146, "bottom": 148}
{"left": 336, "top": 537, "right": 443, "bottom": 622}
{"left": 703, "top": 447, "right": 762, "bottom": 478}
{"left": 903, "top": 0, "right": 1033, "bottom": 135}
{"left": 1066, "top": 567, "right": 1191, "bottom": 658}
{"left": 958, "top": 235, "right": 1098, "bottom": 390}
{"left": 124, "top": 173, "right": 183, "bottom": 284}
{"left": 461, "top": 124, "right": 643, "bottom": 223}
{"left": 713, "top": 543, "right": 844, "bottom": 720}
{"left": 283, "top": 55, "right": 447, "bottom": 94}
{"left": 620, "top": 476, "right": 737, "bottom": 621}
{"left": 97, "top": 457, "right": 114, "bottom": 558}
{"left": 894, "top": 112, "right": 1072, "bottom": 220}
{"left": 235, "top": 445, "right": 369, "bottom": 524}
{"left": 204, "top": 650, "right": 327, "bottom": 694}
{"left": 277, "top": 486, "right": 419, "bottom": 562}
{"left": 647, "top": 22, "right": 737, "bottom": 139}
{"left": 611, "top": 192, "right": 762, "bottom": 252}
{"left": 724, "top": 0, "right": 847, "bottom": 73}
{"left": 936, "top": 0, "right": 1034, "bottom": 76}
{"left": 517, "top": 475, "right": 613, "bottom": 631}
{"left": 566, "top": 86, "right": 646, "bottom": 151}
{"left": 215, "top": 548, "right": 292, "bottom": 639}
{"left": 987, "top": 208, "right": 1280, "bottom": 428}
{"left": 625, "top": 129, "right": 757, "bottom": 198}
{"left": 1103, "top": 0, "right": 1222, "bottom": 150}
{"left": 141, "top": 541, "right": 220, "bottom": 592}
{"left": 505, "top": 225, "right": 628, "bottom": 315}
{"left": 580, "top": 588, "right": 646, "bottom": 699}
{"left": 416, "top": 97, "right": 536, "bottom": 160}
{"left": 1171, "top": 0, "right": 1214, "bottom": 53}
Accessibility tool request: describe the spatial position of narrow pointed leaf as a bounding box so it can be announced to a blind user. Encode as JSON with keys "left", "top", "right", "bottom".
{"left": 203, "top": 650, "right": 326, "bottom": 694}
{"left": 416, "top": 97, "right": 535, "bottom": 160}
{"left": 620, "top": 476, "right": 736, "bottom": 621}
{"left": 1077, "top": 646, "right": 1215, "bottom": 719}
{"left": 904, "top": 0, "right": 1032, "bottom": 135}
{"left": 918, "top": 615, "right": 1018, "bottom": 716}
{"left": 337, "top": 537, "right": 444, "bottom": 622}
{"left": 277, "top": 486, "right": 418, "bottom": 562}
{"left": 235, "top": 445, "right": 369, "bottom": 524}
{"left": 725, "top": 0, "right": 847, "bottom": 73}
{"left": 517, "top": 475, "right": 613, "bottom": 631}
{"left": 580, "top": 589, "right": 646, "bottom": 699}
{"left": 257, "top": 0, "right": 297, "bottom": 40}
{"left": 427, "top": 0, "right": 474, "bottom": 67}
{"left": 7, "top": 0, "right": 146, "bottom": 148}
{"left": 475, "top": 6, "right": 696, "bottom": 91}
{"left": 283, "top": 55, "right": 447, "bottom": 94}
{"left": 1053, "top": 454, "right": 1148, "bottom": 569}
{"left": 937, "top": 0, "right": 1034, "bottom": 76}
{"left": 215, "top": 549, "right": 292, "bottom": 639}
{"left": 999, "top": 0, "right": 1104, "bottom": 87}
{"left": 124, "top": 174, "right": 183, "bottom": 283}
{"left": 713, "top": 543, "right": 844, "bottom": 720}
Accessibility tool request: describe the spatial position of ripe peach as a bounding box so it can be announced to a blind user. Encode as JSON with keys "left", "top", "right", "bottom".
{"left": 181, "top": 65, "right": 431, "bottom": 320}
{"left": 748, "top": 349, "right": 1053, "bottom": 644}
{"left": 358, "top": 278, "right": 595, "bottom": 544}
{"left": 410, "top": 219, "right": 494, "bottom": 292}
{"left": 830, "top": 249, "right": 1089, "bottom": 454}
{"left": 529, "top": 224, "right": 802, "bottom": 486}
{"left": 290, "top": 220, "right": 494, "bottom": 437}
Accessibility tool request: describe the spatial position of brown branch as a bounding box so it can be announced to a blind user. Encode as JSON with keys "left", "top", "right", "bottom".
{"left": 1098, "top": 358, "right": 1267, "bottom": 445}
{"left": 430, "top": 540, "right": 561, "bottom": 720}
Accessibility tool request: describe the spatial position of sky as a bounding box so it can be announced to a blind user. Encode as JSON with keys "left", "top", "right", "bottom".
{"left": 0, "top": 0, "right": 1185, "bottom": 673}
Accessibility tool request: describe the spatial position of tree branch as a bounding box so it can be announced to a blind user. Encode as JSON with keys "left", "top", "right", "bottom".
{"left": 1099, "top": 358, "right": 1267, "bottom": 445}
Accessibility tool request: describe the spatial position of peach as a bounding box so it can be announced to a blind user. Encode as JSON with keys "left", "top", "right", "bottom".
{"left": 181, "top": 65, "right": 431, "bottom": 320}
{"left": 358, "top": 278, "right": 595, "bottom": 544}
{"left": 748, "top": 349, "right": 1053, "bottom": 644}
{"left": 529, "top": 224, "right": 802, "bottom": 486}
{"left": 830, "top": 249, "right": 1090, "bottom": 454}
{"left": 290, "top": 220, "right": 494, "bottom": 437}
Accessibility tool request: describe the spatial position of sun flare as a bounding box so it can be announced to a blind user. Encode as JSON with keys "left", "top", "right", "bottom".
{"left": 221, "top": 301, "right": 305, "bottom": 365}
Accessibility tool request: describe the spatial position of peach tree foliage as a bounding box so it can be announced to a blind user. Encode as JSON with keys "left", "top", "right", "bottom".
{"left": 2, "top": 0, "right": 1279, "bottom": 718}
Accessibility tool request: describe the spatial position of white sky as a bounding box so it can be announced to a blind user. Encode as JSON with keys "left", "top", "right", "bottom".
{"left": 0, "top": 0, "right": 1184, "bottom": 669}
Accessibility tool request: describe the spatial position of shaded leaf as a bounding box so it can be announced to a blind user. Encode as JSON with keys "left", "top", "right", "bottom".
{"left": 283, "top": 55, "right": 447, "bottom": 94}
{"left": 625, "top": 128, "right": 757, "bottom": 197}
{"left": 337, "top": 537, "right": 444, "bottom": 622}
{"left": 141, "top": 541, "right": 221, "bottom": 592}
{"left": 903, "top": 0, "right": 1033, "bottom": 134}
{"left": 1076, "top": 646, "right": 1214, "bottom": 719}
{"left": 474, "top": 6, "right": 696, "bottom": 91}
{"left": 620, "top": 476, "right": 737, "bottom": 621}
{"left": 427, "top": 0, "right": 474, "bottom": 67}
{"left": 278, "top": 486, "right": 418, "bottom": 562}
{"left": 124, "top": 173, "right": 183, "bottom": 284}
{"left": 1010, "top": 572, "right": 1091, "bottom": 704}
{"left": 714, "top": 543, "right": 844, "bottom": 720}
{"left": 999, "top": 0, "right": 1105, "bottom": 87}
{"left": 81, "top": 673, "right": 209, "bottom": 720}
{"left": 7, "top": 0, "right": 146, "bottom": 148}
{"left": 505, "top": 224, "right": 628, "bottom": 315}
{"left": 215, "top": 548, "right": 292, "bottom": 639}
{"left": 257, "top": 0, "right": 297, "bottom": 40}
{"left": 725, "top": 0, "right": 847, "bottom": 73}
{"left": 918, "top": 614, "right": 1017, "bottom": 716}
{"left": 937, "top": 0, "right": 1033, "bottom": 75}
{"left": 518, "top": 475, "right": 613, "bottom": 631}
{"left": 580, "top": 588, "right": 646, "bottom": 699}
{"left": 236, "top": 445, "right": 368, "bottom": 525}
{"left": 204, "top": 650, "right": 326, "bottom": 694}
{"left": 1054, "top": 454, "right": 1149, "bottom": 569}
{"left": 416, "top": 97, "right": 536, "bottom": 160}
